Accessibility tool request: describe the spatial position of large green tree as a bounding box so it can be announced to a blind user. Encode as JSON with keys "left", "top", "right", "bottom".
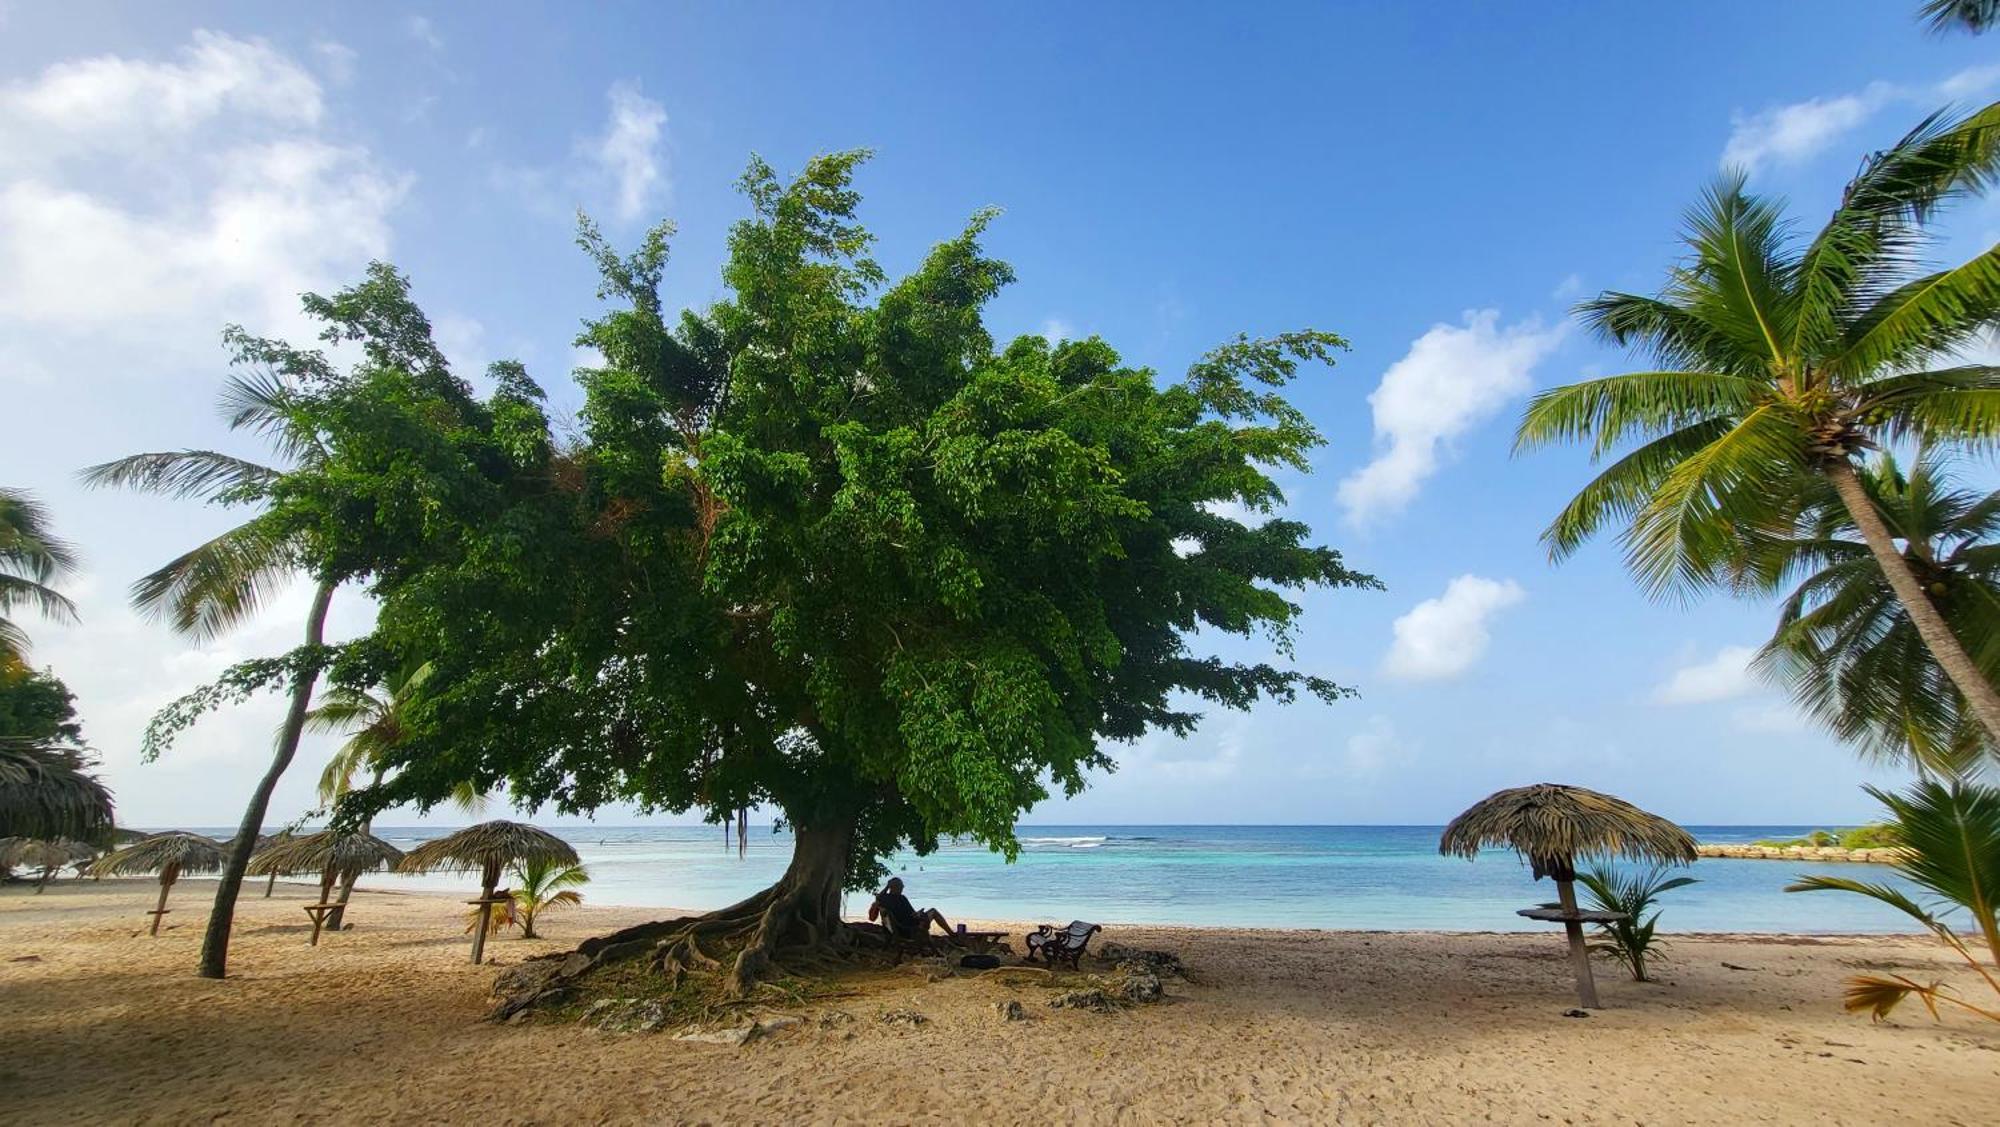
{"left": 301, "top": 152, "right": 1373, "bottom": 995}
{"left": 85, "top": 266, "right": 472, "bottom": 979}
{"left": 1517, "top": 102, "right": 2000, "bottom": 743}
{"left": 1741, "top": 452, "right": 2000, "bottom": 779}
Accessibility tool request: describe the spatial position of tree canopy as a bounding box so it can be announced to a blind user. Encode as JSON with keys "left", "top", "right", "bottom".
{"left": 202, "top": 153, "right": 1372, "bottom": 909}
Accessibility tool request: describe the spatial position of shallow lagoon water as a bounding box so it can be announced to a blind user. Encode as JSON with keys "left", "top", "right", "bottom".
{"left": 269, "top": 824, "right": 1950, "bottom": 934}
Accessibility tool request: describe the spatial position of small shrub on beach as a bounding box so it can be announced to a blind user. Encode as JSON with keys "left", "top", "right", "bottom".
{"left": 1578, "top": 862, "right": 1698, "bottom": 981}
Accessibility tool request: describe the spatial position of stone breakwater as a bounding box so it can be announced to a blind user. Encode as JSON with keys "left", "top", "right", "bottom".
{"left": 1697, "top": 843, "right": 1903, "bottom": 864}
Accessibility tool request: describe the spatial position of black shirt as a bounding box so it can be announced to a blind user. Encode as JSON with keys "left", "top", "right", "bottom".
{"left": 876, "top": 891, "right": 920, "bottom": 935}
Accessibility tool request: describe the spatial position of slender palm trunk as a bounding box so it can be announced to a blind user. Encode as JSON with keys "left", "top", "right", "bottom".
{"left": 1824, "top": 460, "right": 2000, "bottom": 744}
{"left": 196, "top": 580, "right": 336, "bottom": 979}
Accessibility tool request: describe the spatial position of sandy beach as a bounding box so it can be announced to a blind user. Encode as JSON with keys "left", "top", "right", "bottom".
{"left": 0, "top": 878, "right": 1993, "bottom": 1125}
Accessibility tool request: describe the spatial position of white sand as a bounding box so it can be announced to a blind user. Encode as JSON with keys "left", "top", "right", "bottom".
{"left": 1, "top": 877, "right": 1994, "bottom": 1124}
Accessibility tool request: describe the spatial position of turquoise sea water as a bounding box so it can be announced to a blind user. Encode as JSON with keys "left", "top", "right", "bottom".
{"left": 271, "top": 824, "right": 1948, "bottom": 934}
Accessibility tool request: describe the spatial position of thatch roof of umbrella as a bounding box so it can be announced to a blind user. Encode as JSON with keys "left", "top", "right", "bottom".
{"left": 90, "top": 831, "right": 228, "bottom": 878}
{"left": 1, "top": 836, "right": 93, "bottom": 870}
{"left": 249, "top": 829, "right": 403, "bottom": 880}
{"left": 108, "top": 827, "right": 151, "bottom": 845}
{"left": 1439, "top": 783, "right": 1696, "bottom": 878}
{"left": 0, "top": 737, "right": 114, "bottom": 841}
{"left": 395, "top": 820, "right": 577, "bottom": 878}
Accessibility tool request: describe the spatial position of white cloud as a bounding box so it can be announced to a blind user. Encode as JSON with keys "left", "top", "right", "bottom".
{"left": 0, "top": 31, "right": 403, "bottom": 342}
{"left": 588, "top": 80, "right": 667, "bottom": 223}
{"left": 1338, "top": 310, "right": 1564, "bottom": 524}
{"left": 1383, "top": 575, "right": 1525, "bottom": 681}
{"left": 1341, "top": 715, "right": 1409, "bottom": 777}
{"left": 1722, "top": 65, "right": 2000, "bottom": 172}
{"left": 1653, "top": 645, "right": 1760, "bottom": 705}
{"left": 311, "top": 40, "right": 357, "bottom": 85}
{"left": 406, "top": 15, "right": 444, "bottom": 51}
{"left": 1041, "top": 318, "right": 1073, "bottom": 344}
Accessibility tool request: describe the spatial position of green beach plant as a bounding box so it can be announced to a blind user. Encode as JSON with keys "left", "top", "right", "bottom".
{"left": 1577, "top": 862, "right": 1698, "bottom": 981}
{"left": 1787, "top": 780, "right": 2000, "bottom": 1023}
{"left": 1515, "top": 101, "right": 2000, "bottom": 748}
{"left": 504, "top": 854, "right": 589, "bottom": 939}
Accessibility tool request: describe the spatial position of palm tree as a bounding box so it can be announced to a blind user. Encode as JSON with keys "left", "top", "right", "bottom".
{"left": 1920, "top": 0, "right": 1998, "bottom": 33}
{"left": 80, "top": 365, "right": 337, "bottom": 979}
{"left": 0, "top": 488, "right": 79, "bottom": 664}
{"left": 1742, "top": 452, "right": 2000, "bottom": 779}
{"left": 1516, "top": 102, "right": 2000, "bottom": 744}
{"left": 304, "top": 660, "right": 482, "bottom": 927}
{"left": 505, "top": 854, "right": 589, "bottom": 939}
{"left": 1788, "top": 779, "right": 1999, "bottom": 1023}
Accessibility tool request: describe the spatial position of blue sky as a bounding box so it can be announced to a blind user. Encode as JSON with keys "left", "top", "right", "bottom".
{"left": 4, "top": 3, "right": 1997, "bottom": 828}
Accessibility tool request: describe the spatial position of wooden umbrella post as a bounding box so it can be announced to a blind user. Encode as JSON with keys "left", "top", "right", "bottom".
{"left": 149, "top": 862, "right": 180, "bottom": 937}
{"left": 1555, "top": 875, "right": 1600, "bottom": 1009}
{"left": 469, "top": 859, "right": 500, "bottom": 965}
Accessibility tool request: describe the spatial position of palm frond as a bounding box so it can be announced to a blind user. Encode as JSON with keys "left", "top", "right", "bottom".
{"left": 217, "top": 369, "right": 324, "bottom": 465}
{"left": 0, "top": 488, "right": 80, "bottom": 579}
{"left": 129, "top": 515, "right": 299, "bottom": 643}
{"left": 1537, "top": 419, "right": 1734, "bottom": 562}
{"left": 76, "top": 450, "right": 280, "bottom": 503}
{"left": 1624, "top": 406, "right": 1811, "bottom": 600}
{"left": 1833, "top": 246, "right": 2000, "bottom": 379}
{"left": 1513, "top": 371, "right": 1757, "bottom": 458}
{"left": 0, "top": 738, "right": 115, "bottom": 841}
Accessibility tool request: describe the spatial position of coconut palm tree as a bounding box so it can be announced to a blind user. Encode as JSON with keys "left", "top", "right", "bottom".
{"left": 80, "top": 364, "right": 339, "bottom": 979}
{"left": 397, "top": 821, "right": 579, "bottom": 964}
{"left": 304, "top": 660, "right": 482, "bottom": 927}
{"left": 1741, "top": 452, "right": 2000, "bottom": 779}
{"left": 1516, "top": 101, "right": 2000, "bottom": 744}
{"left": 1920, "top": 0, "right": 1998, "bottom": 33}
{"left": 91, "top": 832, "right": 227, "bottom": 935}
{"left": 1441, "top": 783, "right": 1697, "bottom": 1008}
{"left": 504, "top": 854, "right": 589, "bottom": 939}
{"left": 1788, "top": 779, "right": 1999, "bottom": 1023}
{"left": 0, "top": 737, "right": 114, "bottom": 841}
{"left": 0, "top": 488, "right": 79, "bottom": 664}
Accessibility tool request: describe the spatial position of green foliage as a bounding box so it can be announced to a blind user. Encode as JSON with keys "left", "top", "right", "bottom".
{"left": 1919, "top": 1, "right": 1999, "bottom": 34}
{"left": 139, "top": 646, "right": 340, "bottom": 763}
{"left": 505, "top": 854, "right": 590, "bottom": 939}
{"left": 1518, "top": 101, "right": 2000, "bottom": 599}
{"left": 1753, "top": 824, "right": 1899, "bottom": 849}
{"left": 1788, "top": 780, "right": 2000, "bottom": 1023}
{"left": 0, "top": 664, "right": 84, "bottom": 745}
{"left": 1577, "top": 862, "right": 1698, "bottom": 981}
{"left": 1741, "top": 453, "right": 2000, "bottom": 778}
{"left": 289, "top": 152, "right": 1374, "bottom": 892}
{"left": 0, "top": 488, "right": 79, "bottom": 662}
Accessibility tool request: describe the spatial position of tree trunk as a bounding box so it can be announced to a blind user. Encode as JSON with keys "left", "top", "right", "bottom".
{"left": 196, "top": 580, "right": 336, "bottom": 980}
{"left": 494, "top": 810, "right": 859, "bottom": 1018}
{"left": 1823, "top": 460, "right": 2000, "bottom": 744}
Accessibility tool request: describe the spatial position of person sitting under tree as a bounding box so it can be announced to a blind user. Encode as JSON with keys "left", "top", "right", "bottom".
{"left": 867, "top": 877, "right": 958, "bottom": 941}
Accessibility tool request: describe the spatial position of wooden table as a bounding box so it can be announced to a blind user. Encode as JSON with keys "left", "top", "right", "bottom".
{"left": 1515, "top": 907, "right": 1628, "bottom": 925}
{"left": 302, "top": 902, "right": 342, "bottom": 946}
{"left": 954, "top": 930, "right": 1010, "bottom": 955}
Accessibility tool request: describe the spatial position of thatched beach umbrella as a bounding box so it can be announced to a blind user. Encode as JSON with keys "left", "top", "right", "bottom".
{"left": 395, "top": 820, "right": 578, "bottom": 964}
{"left": 1, "top": 836, "right": 93, "bottom": 890}
{"left": 249, "top": 830, "right": 404, "bottom": 944}
{"left": 90, "top": 831, "right": 227, "bottom": 935}
{"left": 1441, "top": 783, "right": 1696, "bottom": 1008}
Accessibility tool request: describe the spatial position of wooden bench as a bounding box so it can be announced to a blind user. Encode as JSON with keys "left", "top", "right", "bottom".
{"left": 1025, "top": 920, "right": 1101, "bottom": 969}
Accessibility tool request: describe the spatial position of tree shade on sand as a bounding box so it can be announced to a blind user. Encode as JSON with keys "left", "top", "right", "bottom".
{"left": 90, "top": 832, "right": 228, "bottom": 936}
{"left": 1440, "top": 784, "right": 1697, "bottom": 1008}
{"left": 248, "top": 830, "right": 403, "bottom": 944}
{"left": 395, "top": 821, "right": 578, "bottom": 964}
